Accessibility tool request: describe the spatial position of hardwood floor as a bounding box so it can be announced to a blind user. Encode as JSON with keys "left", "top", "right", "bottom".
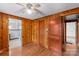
{"left": 0, "top": 43, "right": 79, "bottom": 56}
{"left": 63, "top": 44, "right": 79, "bottom": 56}
{"left": 0, "top": 43, "right": 52, "bottom": 56}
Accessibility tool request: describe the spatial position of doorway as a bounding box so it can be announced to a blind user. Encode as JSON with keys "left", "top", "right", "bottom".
{"left": 64, "top": 21, "right": 77, "bottom": 55}
{"left": 8, "top": 18, "right": 22, "bottom": 49}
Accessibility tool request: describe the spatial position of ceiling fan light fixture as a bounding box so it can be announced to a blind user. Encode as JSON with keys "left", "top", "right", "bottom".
{"left": 27, "top": 9, "right": 32, "bottom": 14}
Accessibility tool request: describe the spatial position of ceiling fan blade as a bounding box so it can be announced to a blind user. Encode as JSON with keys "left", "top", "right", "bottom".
{"left": 15, "top": 8, "right": 26, "bottom": 14}
{"left": 16, "top": 3, "right": 25, "bottom": 7}
{"left": 34, "top": 8, "right": 45, "bottom": 15}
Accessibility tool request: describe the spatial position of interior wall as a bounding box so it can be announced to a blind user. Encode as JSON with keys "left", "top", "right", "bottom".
{"left": 10, "top": 16, "right": 32, "bottom": 46}
{"left": 39, "top": 17, "right": 49, "bottom": 48}
{"left": 0, "top": 13, "right": 2, "bottom": 50}
{"left": 22, "top": 19, "right": 32, "bottom": 46}
{"left": 0, "top": 7, "right": 79, "bottom": 54}
{"left": 59, "top": 7, "right": 79, "bottom": 16}
{"left": 31, "top": 16, "right": 49, "bottom": 49}
{"left": 2, "top": 13, "right": 9, "bottom": 50}
{"left": 0, "top": 13, "right": 32, "bottom": 53}
{"left": 29, "top": 7, "right": 79, "bottom": 50}
{"left": 31, "top": 20, "right": 40, "bottom": 45}
{"left": 0, "top": 12, "right": 63, "bottom": 52}
{"left": 31, "top": 15, "right": 64, "bottom": 56}
{"left": 77, "top": 18, "right": 79, "bottom": 46}
{"left": 0, "top": 13, "right": 9, "bottom": 52}
{"left": 48, "top": 15, "right": 64, "bottom": 55}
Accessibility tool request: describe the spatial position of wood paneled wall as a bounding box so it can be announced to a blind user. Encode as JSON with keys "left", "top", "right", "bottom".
{"left": 0, "top": 13, "right": 9, "bottom": 53}
{"left": 22, "top": 19, "right": 32, "bottom": 46}
{"left": 31, "top": 17, "right": 49, "bottom": 49}
{"left": 39, "top": 17, "right": 49, "bottom": 48}
{"left": 77, "top": 18, "right": 79, "bottom": 47}
{"left": 59, "top": 7, "right": 79, "bottom": 16}
{"left": 48, "top": 15, "right": 64, "bottom": 55}
{"left": 0, "top": 7, "right": 79, "bottom": 54}
{"left": 32, "top": 20, "right": 40, "bottom": 45}
{"left": 0, "top": 12, "right": 32, "bottom": 53}
{"left": 32, "top": 15, "right": 64, "bottom": 55}
{"left": 0, "top": 13, "right": 2, "bottom": 50}
{"left": 2, "top": 13, "right": 9, "bottom": 50}
{"left": 31, "top": 7, "right": 79, "bottom": 50}
{"left": 9, "top": 15, "right": 32, "bottom": 46}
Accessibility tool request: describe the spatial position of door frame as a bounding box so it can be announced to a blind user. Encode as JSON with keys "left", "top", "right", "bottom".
{"left": 64, "top": 19, "right": 78, "bottom": 51}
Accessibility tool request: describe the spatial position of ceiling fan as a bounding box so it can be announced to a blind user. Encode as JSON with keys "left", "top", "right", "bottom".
{"left": 16, "top": 3, "right": 45, "bottom": 15}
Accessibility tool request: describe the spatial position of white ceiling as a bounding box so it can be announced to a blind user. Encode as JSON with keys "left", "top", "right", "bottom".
{"left": 0, "top": 3, "right": 79, "bottom": 20}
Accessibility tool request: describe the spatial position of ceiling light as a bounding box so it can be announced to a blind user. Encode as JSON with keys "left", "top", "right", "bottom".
{"left": 27, "top": 9, "right": 32, "bottom": 14}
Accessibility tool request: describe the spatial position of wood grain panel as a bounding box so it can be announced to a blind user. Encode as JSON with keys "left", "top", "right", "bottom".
{"left": 32, "top": 21, "right": 36, "bottom": 44}
{"left": 32, "top": 17, "right": 49, "bottom": 49}
{"left": 9, "top": 15, "right": 19, "bottom": 19}
{"left": 26, "top": 20, "right": 32, "bottom": 43}
{"left": 48, "top": 15, "right": 63, "bottom": 55}
{"left": 2, "top": 13, "right": 9, "bottom": 50}
{"left": 39, "top": 20, "right": 45, "bottom": 47}
{"left": 22, "top": 19, "right": 27, "bottom": 46}
{"left": 44, "top": 18, "right": 49, "bottom": 49}
{"left": 0, "top": 13, "right": 2, "bottom": 50}
{"left": 22, "top": 19, "right": 32, "bottom": 46}
{"left": 59, "top": 7, "right": 79, "bottom": 16}
{"left": 32, "top": 20, "right": 40, "bottom": 45}
{"left": 0, "top": 7, "right": 78, "bottom": 55}
{"left": 77, "top": 18, "right": 79, "bottom": 47}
